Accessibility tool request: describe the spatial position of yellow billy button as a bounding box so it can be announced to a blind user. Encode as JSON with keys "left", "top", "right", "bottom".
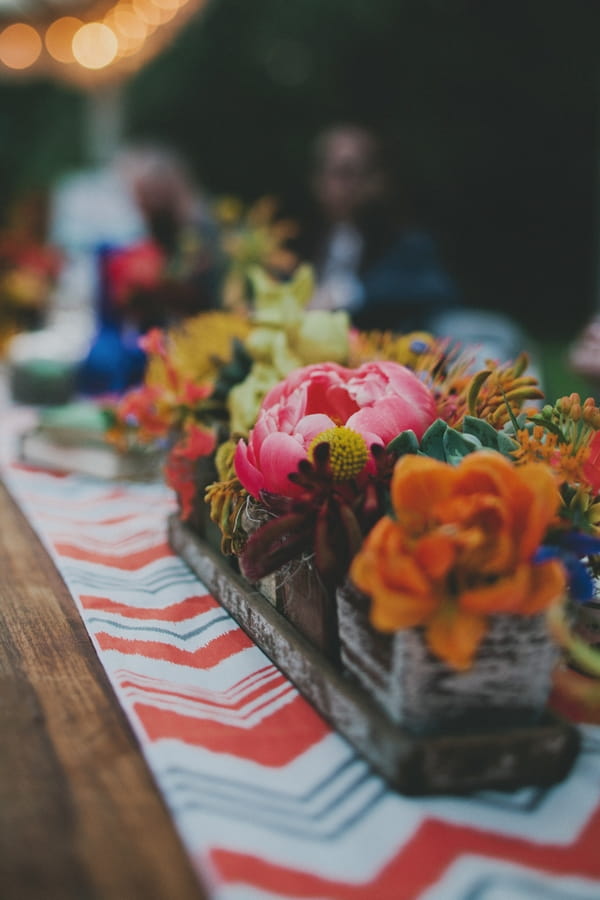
{"left": 307, "top": 426, "right": 369, "bottom": 480}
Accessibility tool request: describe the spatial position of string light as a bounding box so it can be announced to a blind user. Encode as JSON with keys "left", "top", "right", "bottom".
{"left": 0, "top": 0, "right": 205, "bottom": 85}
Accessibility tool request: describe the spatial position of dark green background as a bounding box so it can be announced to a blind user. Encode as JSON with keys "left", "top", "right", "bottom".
{"left": 1, "top": 0, "right": 599, "bottom": 341}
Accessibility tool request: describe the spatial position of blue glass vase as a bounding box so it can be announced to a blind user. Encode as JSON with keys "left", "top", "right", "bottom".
{"left": 77, "top": 243, "right": 147, "bottom": 396}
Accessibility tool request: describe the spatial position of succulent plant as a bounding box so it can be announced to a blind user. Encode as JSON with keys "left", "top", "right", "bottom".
{"left": 387, "top": 415, "right": 519, "bottom": 465}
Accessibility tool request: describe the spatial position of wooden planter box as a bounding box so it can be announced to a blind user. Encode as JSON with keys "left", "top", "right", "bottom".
{"left": 250, "top": 559, "right": 339, "bottom": 663}
{"left": 337, "top": 581, "right": 560, "bottom": 736}
{"left": 168, "top": 516, "right": 581, "bottom": 797}
{"left": 184, "top": 454, "right": 224, "bottom": 554}
{"left": 239, "top": 500, "right": 340, "bottom": 661}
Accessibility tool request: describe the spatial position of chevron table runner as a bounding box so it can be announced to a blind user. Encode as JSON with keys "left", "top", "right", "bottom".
{"left": 2, "top": 453, "right": 600, "bottom": 900}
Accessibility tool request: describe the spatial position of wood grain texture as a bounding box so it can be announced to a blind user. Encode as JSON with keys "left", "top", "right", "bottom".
{"left": 0, "top": 482, "right": 207, "bottom": 900}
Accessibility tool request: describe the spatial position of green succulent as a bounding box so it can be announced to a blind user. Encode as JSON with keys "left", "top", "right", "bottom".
{"left": 387, "top": 416, "right": 519, "bottom": 465}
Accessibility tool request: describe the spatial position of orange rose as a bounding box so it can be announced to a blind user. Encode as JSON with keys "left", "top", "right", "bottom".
{"left": 350, "top": 451, "right": 567, "bottom": 670}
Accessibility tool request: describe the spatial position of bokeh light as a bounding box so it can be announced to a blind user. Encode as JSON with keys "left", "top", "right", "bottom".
{"left": 132, "top": 0, "right": 163, "bottom": 27}
{"left": 72, "top": 23, "right": 118, "bottom": 70}
{"left": 111, "top": 5, "right": 148, "bottom": 40}
{"left": 148, "top": 0, "right": 179, "bottom": 25}
{"left": 152, "top": 0, "right": 182, "bottom": 9}
{"left": 45, "top": 17, "right": 82, "bottom": 65}
{"left": 0, "top": 23, "right": 42, "bottom": 70}
{"left": 105, "top": 5, "right": 147, "bottom": 58}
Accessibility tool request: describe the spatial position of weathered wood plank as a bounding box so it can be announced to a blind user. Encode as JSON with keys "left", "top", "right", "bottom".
{"left": 169, "top": 514, "right": 581, "bottom": 796}
{"left": 0, "top": 483, "right": 207, "bottom": 900}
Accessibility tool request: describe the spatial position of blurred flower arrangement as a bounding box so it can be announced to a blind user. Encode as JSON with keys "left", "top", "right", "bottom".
{"left": 0, "top": 227, "right": 62, "bottom": 354}
{"left": 100, "top": 194, "right": 299, "bottom": 331}
{"left": 105, "top": 240, "right": 166, "bottom": 310}
{"left": 112, "top": 253, "right": 600, "bottom": 730}
{"left": 102, "top": 233, "right": 215, "bottom": 332}
{"left": 213, "top": 194, "right": 299, "bottom": 315}
{"left": 81, "top": 192, "right": 301, "bottom": 395}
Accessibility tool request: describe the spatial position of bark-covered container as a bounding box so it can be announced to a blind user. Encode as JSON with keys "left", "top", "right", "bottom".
{"left": 240, "top": 499, "right": 340, "bottom": 661}
{"left": 337, "top": 580, "right": 560, "bottom": 736}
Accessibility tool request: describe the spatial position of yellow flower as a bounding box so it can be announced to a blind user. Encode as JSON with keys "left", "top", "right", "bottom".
{"left": 296, "top": 310, "right": 350, "bottom": 365}
{"left": 227, "top": 363, "right": 281, "bottom": 436}
{"left": 227, "top": 264, "right": 351, "bottom": 434}
{"left": 249, "top": 264, "right": 314, "bottom": 332}
{"left": 145, "top": 311, "right": 250, "bottom": 391}
{"left": 349, "top": 329, "right": 437, "bottom": 369}
{"left": 1, "top": 269, "right": 48, "bottom": 308}
{"left": 307, "top": 426, "right": 368, "bottom": 479}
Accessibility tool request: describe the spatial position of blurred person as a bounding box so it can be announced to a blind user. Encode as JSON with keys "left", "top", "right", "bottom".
{"left": 112, "top": 142, "right": 221, "bottom": 324}
{"left": 567, "top": 313, "right": 600, "bottom": 395}
{"left": 293, "top": 123, "right": 541, "bottom": 379}
{"left": 76, "top": 143, "right": 222, "bottom": 395}
{"left": 294, "top": 123, "right": 461, "bottom": 333}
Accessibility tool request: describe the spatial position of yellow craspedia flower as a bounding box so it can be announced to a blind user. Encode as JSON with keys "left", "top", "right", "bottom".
{"left": 308, "top": 426, "right": 368, "bottom": 480}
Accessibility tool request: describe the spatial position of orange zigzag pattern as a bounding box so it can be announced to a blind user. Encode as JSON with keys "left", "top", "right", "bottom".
{"left": 210, "top": 800, "right": 600, "bottom": 899}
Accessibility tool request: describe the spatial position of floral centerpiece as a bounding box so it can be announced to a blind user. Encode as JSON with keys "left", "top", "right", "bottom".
{"left": 111, "top": 263, "right": 353, "bottom": 539}
{"left": 114, "top": 254, "right": 600, "bottom": 741}
{"left": 208, "top": 345, "right": 600, "bottom": 730}
{"left": 79, "top": 192, "right": 297, "bottom": 396}
{"left": 112, "top": 309, "right": 251, "bottom": 526}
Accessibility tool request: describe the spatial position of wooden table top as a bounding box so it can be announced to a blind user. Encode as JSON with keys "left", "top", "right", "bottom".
{"left": 0, "top": 480, "right": 207, "bottom": 900}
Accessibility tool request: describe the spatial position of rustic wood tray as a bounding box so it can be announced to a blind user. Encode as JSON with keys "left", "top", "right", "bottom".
{"left": 168, "top": 515, "right": 582, "bottom": 796}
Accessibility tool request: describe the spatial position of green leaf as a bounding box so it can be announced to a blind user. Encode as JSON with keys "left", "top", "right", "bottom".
{"left": 419, "top": 419, "right": 449, "bottom": 460}
{"left": 386, "top": 429, "right": 419, "bottom": 458}
{"left": 497, "top": 431, "right": 519, "bottom": 456}
{"left": 467, "top": 370, "right": 491, "bottom": 415}
{"left": 501, "top": 387, "right": 521, "bottom": 435}
{"left": 443, "top": 427, "right": 480, "bottom": 464}
{"left": 527, "top": 414, "right": 567, "bottom": 441}
{"left": 462, "top": 415, "right": 500, "bottom": 448}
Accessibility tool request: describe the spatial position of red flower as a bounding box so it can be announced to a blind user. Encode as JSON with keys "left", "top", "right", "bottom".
{"left": 165, "top": 424, "right": 217, "bottom": 520}
{"left": 106, "top": 241, "right": 165, "bottom": 305}
{"left": 583, "top": 431, "right": 600, "bottom": 494}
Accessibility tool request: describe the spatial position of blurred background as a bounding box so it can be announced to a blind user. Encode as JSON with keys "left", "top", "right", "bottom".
{"left": 1, "top": 0, "right": 599, "bottom": 398}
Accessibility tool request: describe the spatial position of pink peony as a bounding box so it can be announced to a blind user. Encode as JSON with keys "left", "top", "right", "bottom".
{"left": 234, "top": 360, "right": 437, "bottom": 499}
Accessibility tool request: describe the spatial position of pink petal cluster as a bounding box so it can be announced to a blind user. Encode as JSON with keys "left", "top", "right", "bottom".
{"left": 234, "top": 360, "right": 438, "bottom": 499}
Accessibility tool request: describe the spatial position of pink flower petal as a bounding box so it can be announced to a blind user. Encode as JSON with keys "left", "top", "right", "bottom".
{"left": 347, "top": 395, "right": 433, "bottom": 445}
{"left": 295, "top": 414, "right": 337, "bottom": 442}
{"left": 252, "top": 410, "right": 278, "bottom": 450}
{"left": 234, "top": 439, "right": 264, "bottom": 499}
{"left": 241, "top": 359, "right": 437, "bottom": 499}
{"left": 259, "top": 432, "right": 307, "bottom": 496}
